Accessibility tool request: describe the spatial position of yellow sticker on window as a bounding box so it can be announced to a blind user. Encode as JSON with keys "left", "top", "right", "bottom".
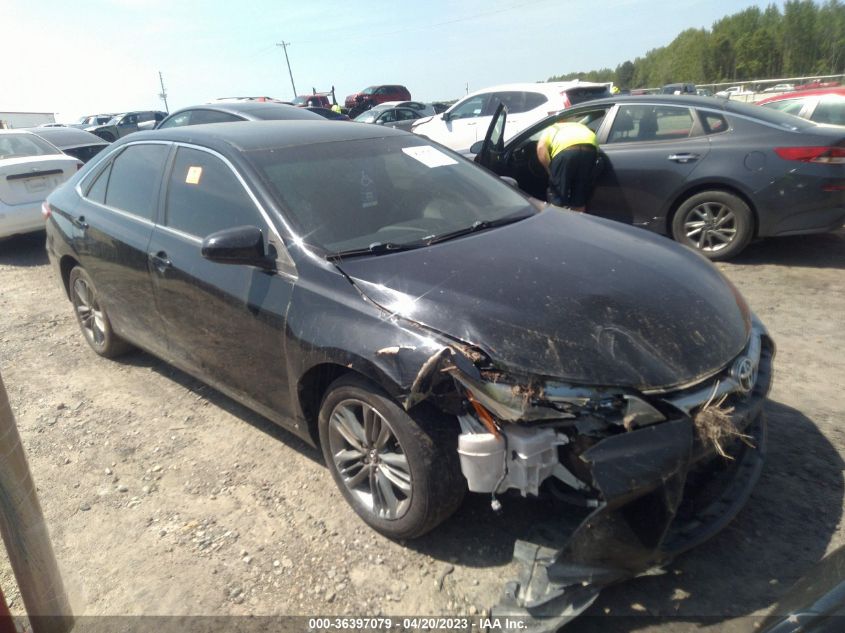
{"left": 185, "top": 166, "right": 203, "bottom": 185}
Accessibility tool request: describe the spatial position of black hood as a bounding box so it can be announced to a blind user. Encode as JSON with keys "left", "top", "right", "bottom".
{"left": 338, "top": 209, "right": 750, "bottom": 391}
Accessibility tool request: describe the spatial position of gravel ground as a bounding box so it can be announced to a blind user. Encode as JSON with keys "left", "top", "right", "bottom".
{"left": 1, "top": 228, "right": 843, "bottom": 631}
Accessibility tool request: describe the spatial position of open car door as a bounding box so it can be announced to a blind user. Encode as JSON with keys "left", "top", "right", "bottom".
{"left": 473, "top": 102, "right": 507, "bottom": 169}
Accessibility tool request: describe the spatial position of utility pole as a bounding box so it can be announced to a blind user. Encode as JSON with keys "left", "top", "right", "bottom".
{"left": 276, "top": 41, "right": 297, "bottom": 98}
{"left": 158, "top": 71, "right": 169, "bottom": 113}
{"left": 0, "top": 370, "right": 73, "bottom": 633}
{"left": 465, "top": 82, "right": 469, "bottom": 95}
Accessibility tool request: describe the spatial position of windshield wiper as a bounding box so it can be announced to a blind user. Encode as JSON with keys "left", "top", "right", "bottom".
{"left": 326, "top": 241, "right": 422, "bottom": 261}
{"left": 424, "top": 213, "right": 532, "bottom": 246}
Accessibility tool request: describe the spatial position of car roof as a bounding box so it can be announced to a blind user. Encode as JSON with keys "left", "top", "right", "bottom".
{"left": 564, "top": 94, "right": 728, "bottom": 109}
{"left": 165, "top": 102, "right": 321, "bottom": 120}
{"left": 463, "top": 81, "right": 609, "bottom": 100}
{"left": 134, "top": 119, "right": 408, "bottom": 152}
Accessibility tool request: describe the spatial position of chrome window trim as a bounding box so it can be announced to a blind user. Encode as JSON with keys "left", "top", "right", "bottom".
{"left": 75, "top": 139, "right": 297, "bottom": 279}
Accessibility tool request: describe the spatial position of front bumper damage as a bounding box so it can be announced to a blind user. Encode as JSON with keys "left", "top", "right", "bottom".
{"left": 397, "top": 321, "right": 774, "bottom": 631}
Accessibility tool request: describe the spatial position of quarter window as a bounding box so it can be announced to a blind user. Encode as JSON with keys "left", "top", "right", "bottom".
{"left": 165, "top": 147, "right": 263, "bottom": 238}
{"left": 104, "top": 144, "right": 169, "bottom": 220}
{"left": 85, "top": 161, "right": 113, "bottom": 204}
{"left": 700, "top": 111, "right": 729, "bottom": 134}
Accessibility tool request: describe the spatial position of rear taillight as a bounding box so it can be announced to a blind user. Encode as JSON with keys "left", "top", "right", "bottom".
{"left": 774, "top": 146, "right": 845, "bottom": 164}
{"left": 560, "top": 92, "right": 571, "bottom": 109}
{"left": 41, "top": 202, "right": 52, "bottom": 219}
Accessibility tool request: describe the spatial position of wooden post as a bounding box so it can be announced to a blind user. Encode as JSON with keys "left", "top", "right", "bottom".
{"left": 0, "top": 371, "right": 73, "bottom": 633}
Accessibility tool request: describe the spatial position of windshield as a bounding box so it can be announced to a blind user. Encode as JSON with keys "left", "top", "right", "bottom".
{"left": 362, "top": 86, "right": 377, "bottom": 95}
{"left": 354, "top": 111, "right": 378, "bottom": 123}
{"left": 246, "top": 135, "right": 534, "bottom": 254}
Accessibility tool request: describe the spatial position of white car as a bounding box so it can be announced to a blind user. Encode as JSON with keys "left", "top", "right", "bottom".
{"left": 410, "top": 81, "right": 610, "bottom": 151}
{"left": 716, "top": 86, "right": 755, "bottom": 98}
{"left": 0, "top": 131, "right": 80, "bottom": 239}
{"left": 763, "top": 83, "right": 796, "bottom": 93}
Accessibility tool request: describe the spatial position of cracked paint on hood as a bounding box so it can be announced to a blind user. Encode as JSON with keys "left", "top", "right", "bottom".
{"left": 337, "top": 209, "right": 750, "bottom": 391}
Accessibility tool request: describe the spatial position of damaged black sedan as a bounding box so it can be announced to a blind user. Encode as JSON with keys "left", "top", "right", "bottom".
{"left": 45, "top": 120, "right": 773, "bottom": 625}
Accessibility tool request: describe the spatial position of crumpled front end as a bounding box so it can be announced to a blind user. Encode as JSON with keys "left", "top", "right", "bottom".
{"left": 400, "top": 318, "right": 774, "bottom": 630}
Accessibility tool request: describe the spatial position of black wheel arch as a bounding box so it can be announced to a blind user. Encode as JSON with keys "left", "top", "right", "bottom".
{"left": 296, "top": 358, "right": 412, "bottom": 447}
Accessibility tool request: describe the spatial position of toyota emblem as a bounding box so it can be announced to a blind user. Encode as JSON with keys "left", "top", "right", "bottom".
{"left": 732, "top": 356, "right": 755, "bottom": 394}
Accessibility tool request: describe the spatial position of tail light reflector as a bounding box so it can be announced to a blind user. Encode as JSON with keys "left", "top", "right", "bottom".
{"left": 775, "top": 146, "right": 845, "bottom": 164}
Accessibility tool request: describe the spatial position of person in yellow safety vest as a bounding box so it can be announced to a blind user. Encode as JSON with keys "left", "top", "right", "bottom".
{"left": 536, "top": 121, "right": 599, "bottom": 212}
{"left": 331, "top": 103, "right": 342, "bottom": 114}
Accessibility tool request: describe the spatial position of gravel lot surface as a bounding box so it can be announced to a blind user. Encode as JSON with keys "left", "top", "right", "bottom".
{"left": 1, "top": 228, "right": 844, "bottom": 632}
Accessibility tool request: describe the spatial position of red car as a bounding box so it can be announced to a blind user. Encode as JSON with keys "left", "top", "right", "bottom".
{"left": 758, "top": 87, "right": 845, "bottom": 126}
{"left": 343, "top": 85, "right": 411, "bottom": 112}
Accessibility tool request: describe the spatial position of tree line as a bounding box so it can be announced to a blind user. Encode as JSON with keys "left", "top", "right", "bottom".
{"left": 548, "top": 0, "right": 845, "bottom": 88}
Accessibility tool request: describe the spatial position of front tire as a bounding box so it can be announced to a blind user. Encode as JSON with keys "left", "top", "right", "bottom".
{"left": 318, "top": 374, "right": 465, "bottom": 539}
{"left": 69, "top": 266, "right": 132, "bottom": 358}
{"left": 671, "top": 190, "right": 753, "bottom": 260}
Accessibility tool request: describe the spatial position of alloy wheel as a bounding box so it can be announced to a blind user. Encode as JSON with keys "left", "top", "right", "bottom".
{"left": 683, "top": 202, "right": 737, "bottom": 252}
{"left": 72, "top": 277, "right": 106, "bottom": 347}
{"left": 327, "top": 399, "right": 412, "bottom": 520}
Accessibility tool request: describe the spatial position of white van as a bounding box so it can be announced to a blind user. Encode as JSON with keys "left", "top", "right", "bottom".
{"left": 410, "top": 81, "right": 610, "bottom": 151}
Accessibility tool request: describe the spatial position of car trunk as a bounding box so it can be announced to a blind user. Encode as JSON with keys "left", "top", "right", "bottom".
{"left": 0, "top": 155, "right": 78, "bottom": 205}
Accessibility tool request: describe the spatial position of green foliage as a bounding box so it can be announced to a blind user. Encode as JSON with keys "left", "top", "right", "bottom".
{"left": 546, "top": 0, "right": 845, "bottom": 88}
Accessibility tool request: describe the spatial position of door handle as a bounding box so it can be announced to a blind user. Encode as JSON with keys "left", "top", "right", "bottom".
{"left": 149, "top": 251, "right": 172, "bottom": 272}
{"left": 72, "top": 215, "right": 89, "bottom": 230}
{"left": 667, "top": 153, "right": 700, "bottom": 163}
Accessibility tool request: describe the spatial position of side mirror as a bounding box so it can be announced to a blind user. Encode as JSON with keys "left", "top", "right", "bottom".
{"left": 201, "top": 225, "right": 273, "bottom": 268}
{"left": 469, "top": 140, "right": 483, "bottom": 155}
{"left": 442, "top": 112, "right": 452, "bottom": 122}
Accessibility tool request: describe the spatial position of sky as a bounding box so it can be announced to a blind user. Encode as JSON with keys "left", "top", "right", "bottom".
{"left": 2, "top": 0, "right": 787, "bottom": 122}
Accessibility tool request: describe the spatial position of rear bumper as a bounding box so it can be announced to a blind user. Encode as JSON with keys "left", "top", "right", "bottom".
{"left": 0, "top": 201, "right": 44, "bottom": 238}
{"left": 765, "top": 206, "right": 845, "bottom": 237}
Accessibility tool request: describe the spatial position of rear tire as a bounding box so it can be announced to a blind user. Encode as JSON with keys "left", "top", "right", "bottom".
{"left": 671, "top": 190, "right": 753, "bottom": 261}
{"left": 318, "top": 374, "right": 465, "bottom": 539}
{"left": 69, "top": 266, "right": 132, "bottom": 358}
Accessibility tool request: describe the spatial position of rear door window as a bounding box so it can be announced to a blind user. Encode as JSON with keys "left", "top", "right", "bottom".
{"left": 607, "top": 105, "right": 696, "bottom": 143}
{"left": 104, "top": 144, "right": 169, "bottom": 220}
{"left": 164, "top": 146, "right": 264, "bottom": 239}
